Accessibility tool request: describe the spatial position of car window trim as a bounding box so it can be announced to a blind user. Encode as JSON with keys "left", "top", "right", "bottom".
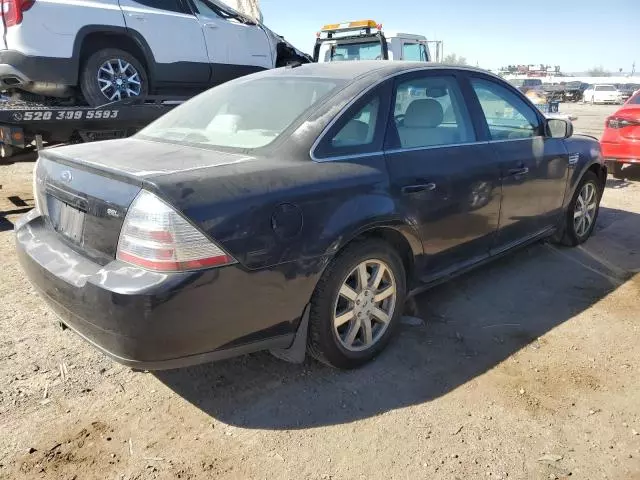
{"left": 310, "top": 66, "right": 521, "bottom": 162}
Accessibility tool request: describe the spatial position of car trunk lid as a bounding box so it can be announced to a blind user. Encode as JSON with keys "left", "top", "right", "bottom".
{"left": 34, "top": 139, "right": 258, "bottom": 263}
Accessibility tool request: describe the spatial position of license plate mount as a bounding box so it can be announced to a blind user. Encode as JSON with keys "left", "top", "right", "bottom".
{"left": 50, "top": 197, "right": 85, "bottom": 243}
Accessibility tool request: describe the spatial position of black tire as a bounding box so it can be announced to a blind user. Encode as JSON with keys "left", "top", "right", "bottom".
{"left": 307, "top": 239, "right": 407, "bottom": 369}
{"left": 611, "top": 162, "right": 625, "bottom": 180}
{"left": 556, "top": 171, "right": 602, "bottom": 246}
{"left": 80, "top": 48, "right": 148, "bottom": 107}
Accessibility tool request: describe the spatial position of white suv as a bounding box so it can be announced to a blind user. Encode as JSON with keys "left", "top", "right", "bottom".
{"left": 0, "top": 0, "right": 308, "bottom": 106}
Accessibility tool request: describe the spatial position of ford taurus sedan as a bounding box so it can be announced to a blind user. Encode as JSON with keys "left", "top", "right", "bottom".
{"left": 15, "top": 62, "right": 606, "bottom": 370}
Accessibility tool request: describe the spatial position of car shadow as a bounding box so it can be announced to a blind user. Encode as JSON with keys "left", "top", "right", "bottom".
{"left": 155, "top": 207, "right": 637, "bottom": 430}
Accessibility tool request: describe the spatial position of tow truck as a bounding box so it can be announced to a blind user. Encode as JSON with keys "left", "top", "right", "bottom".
{"left": 313, "top": 20, "right": 431, "bottom": 63}
{"left": 0, "top": 95, "right": 183, "bottom": 160}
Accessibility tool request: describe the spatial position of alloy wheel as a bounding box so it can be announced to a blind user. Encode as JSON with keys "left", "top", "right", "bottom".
{"left": 573, "top": 181, "right": 598, "bottom": 238}
{"left": 97, "top": 59, "right": 143, "bottom": 102}
{"left": 333, "top": 259, "right": 397, "bottom": 352}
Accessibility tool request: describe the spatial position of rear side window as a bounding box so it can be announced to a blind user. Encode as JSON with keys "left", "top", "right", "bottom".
{"left": 470, "top": 78, "right": 541, "bottom": 140}
{"left": 389, "top": 75, "right": 475, "bottom": 149}
{"left": 132, "top": 0, "right": 183, "bottom": 13}
{"left": 331, "top": 98, "right": 380, "bottom": 148}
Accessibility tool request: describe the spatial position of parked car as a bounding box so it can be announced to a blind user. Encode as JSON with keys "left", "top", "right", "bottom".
{"left": 582, "top": 84, "right": 622, "bottom": 104}
{"left": 0, "top": 0, "right": 309, "bottom": 106}
{"left": 617, "top": 83, "right": 640, "bottom": 103}
{"left": 508, "top": 78, "right": 543, "bottom": 94}
{"left": 15, "top": 62, "right": 606, "bottom": 370}
{"left": 601, "top": 91, "right": 640, "bottom": 179}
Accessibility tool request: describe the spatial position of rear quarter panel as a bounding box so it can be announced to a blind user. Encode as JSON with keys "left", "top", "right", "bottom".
{"left": 150, "top": 155, "right": 421, "bottom": 271}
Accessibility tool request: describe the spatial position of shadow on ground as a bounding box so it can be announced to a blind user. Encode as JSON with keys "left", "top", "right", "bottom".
{"left": 156, "top": 207, "right": 638, "bottom": 430}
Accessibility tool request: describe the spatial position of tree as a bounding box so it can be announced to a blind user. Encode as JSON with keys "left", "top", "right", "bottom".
{"left": 587, "top": 66, "right": 610, "bottom": 77}
{"left": 443, "top": 53, "right": 467, "bottom": 65}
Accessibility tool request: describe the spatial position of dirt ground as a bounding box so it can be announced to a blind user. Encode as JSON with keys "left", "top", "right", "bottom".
{"left": 1, "top": 102, "right": 639, "bottom": 480}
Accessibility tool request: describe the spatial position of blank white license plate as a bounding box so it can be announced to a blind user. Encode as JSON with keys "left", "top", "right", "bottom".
{"left": 52, "top": 199, "right": 85, "bottom": 242}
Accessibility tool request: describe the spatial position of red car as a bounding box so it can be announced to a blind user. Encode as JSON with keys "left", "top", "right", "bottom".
{"left": 601, "top": 92, "right": 640, "bottom": 179}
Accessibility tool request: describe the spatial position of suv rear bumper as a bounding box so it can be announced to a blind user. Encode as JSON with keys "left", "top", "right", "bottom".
{"left": 0, "top": 50, "right": 76, "bottom": 88}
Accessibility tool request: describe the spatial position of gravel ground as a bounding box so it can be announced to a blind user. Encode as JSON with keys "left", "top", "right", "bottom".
{"left": 0, "top": 102, "right": 639, "bottom": 480}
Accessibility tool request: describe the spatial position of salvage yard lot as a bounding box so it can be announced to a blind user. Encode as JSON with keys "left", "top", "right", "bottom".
{"left": 1, "top": 102, "right": 639, "bottom": 480}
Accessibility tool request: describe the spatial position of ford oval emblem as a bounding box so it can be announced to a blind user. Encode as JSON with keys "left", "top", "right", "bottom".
{"left": 60, "top": 170, "right": 73, "bottom": 183}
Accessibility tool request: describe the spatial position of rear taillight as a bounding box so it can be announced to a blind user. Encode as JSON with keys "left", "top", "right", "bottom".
{"left": 1, "top": 0, "right": 35, "bottom": 27}
{"left": 607, "top": 117, "right": 640, "bottom": 129}
{"left": 116, "top": 190, "right": 235, "bottom": 272}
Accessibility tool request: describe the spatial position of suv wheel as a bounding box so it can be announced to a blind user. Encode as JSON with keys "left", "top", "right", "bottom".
{"left": 307, "top": 239, "right": 406, "bottom": 369}
{"left": 80, "top": 48, "right": 148, "bottom": 107}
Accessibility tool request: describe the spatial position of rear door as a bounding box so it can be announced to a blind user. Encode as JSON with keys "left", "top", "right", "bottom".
{"left": 190, "top": 0, "right": 273, "bottom": 83}
{"left": 118, "top": 0, "right": 210, "bottom": 84}
{"left": 383, "top": 70, "right": 502, "bottom": 277}
{"left": 466, "top": 74, "right": 569, "bottom": 252}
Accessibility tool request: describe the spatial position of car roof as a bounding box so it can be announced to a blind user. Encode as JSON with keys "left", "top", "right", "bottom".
{"left": 266, "top": 61, "right": 492, "bottom": 81}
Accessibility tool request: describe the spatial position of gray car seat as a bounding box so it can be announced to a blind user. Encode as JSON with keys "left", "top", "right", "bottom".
{"left": 398, "top": 99, "right": 460, "bottom": 148}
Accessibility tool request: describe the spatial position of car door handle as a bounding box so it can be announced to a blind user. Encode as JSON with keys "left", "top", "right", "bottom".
{"left": 204, "top": 22, "right": 218, "bottom": 29}
{"left": 401, "top": 183, "right": 436, "bottom": 195}
{"left": 126, "top": 13, "right": 146, "bottom": 21}
{"left": 508, "top": 167, "right": 529, "bottom": 177}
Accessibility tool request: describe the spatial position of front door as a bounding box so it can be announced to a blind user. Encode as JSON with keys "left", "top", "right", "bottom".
{"left": 467, "top": 76, "right": 569, "bottom": 252}
{"left": 190, "top": 0, "right": 273, "bottom": 84}
{"left": 383, "top": 71, "right": 502, "bottom": 277}
{"left": 118, "top": 0, "right": 210, "bottom": 84}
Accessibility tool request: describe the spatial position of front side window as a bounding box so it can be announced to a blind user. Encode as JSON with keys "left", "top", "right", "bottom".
{"left": 390, "top": 75, "right": 475, "bottom": 149}
{"left": 138, "top": 76, "right": 343, "bottom": 150}
{"left": 402, "top": 43, "right": 427, "bottom": 62}
{"left": 324, "top": 41, "right": 383, "bottom": 61}
{"left": 470, "top": 78, "right": 541, "bottom": 140}
{"left": 133, "top": 0, "right": 182, "bottom": 13}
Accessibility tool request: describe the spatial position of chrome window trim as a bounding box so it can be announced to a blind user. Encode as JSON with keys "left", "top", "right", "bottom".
{"left": 309, "top": 65, "right": 548, "bottom": 163}
{"left": 384, "top": 141, "right": 489, "bottom": 155}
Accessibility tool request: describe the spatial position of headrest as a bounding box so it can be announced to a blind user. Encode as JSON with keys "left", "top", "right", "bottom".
{"left": 404, "top": 99, "right": 444, "bottom": 128}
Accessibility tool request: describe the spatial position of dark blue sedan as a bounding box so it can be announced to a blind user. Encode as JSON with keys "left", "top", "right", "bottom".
{"left": 15, "top": 61, "right": 606, "bottom": 369}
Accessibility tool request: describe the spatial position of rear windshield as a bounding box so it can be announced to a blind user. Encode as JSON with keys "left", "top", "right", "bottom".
{"left": 596, "top": 85, "right": 616, "bottom": 91}
{"left": 324, "top": 41, "right": 383, "bottom": 61}
{"left": 137, "top": 76, "right": 344, "bottom": 150}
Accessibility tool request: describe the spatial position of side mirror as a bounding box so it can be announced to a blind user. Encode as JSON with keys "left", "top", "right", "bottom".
{"left": 546, "top": 118, "right": 573, "bottom": 139}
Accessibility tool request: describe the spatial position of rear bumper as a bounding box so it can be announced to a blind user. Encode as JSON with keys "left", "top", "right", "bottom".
{"left": 601, "top": 140, "right": 640, "bottom": 163}
{"left": 0, "top": 50, "right": 76, "bottom": 88}
{"left": 15, "top": 210, "right": 317, "bottom": 369}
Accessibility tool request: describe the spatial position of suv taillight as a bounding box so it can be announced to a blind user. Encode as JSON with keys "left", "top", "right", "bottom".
{"left": 607, "top": 117, "right": 640, "bottom": 129}
{"left": 1, "top": 0, "right": 35, "bottom": 27}
{"left": 116, "top": 190, "right": 236, "bottom": 272}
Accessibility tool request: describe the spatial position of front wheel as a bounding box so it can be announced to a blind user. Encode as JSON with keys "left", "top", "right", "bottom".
{"left": 307, "top": 239, "right": 406, "bottom": 369}
{"left": 556, "top": 171, "right": 602, "bottom": 246}
{"left": 80, "top": 48, "right": 149, "bottom": 106}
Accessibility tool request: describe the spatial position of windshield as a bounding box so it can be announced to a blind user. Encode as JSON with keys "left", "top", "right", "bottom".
{"left": 324, "top": 41, "right": 383, "bottom": 61}
{"left": 596, "top": 85, "right": 616, "bottom": 91}
{"left": 137, "top": 76, "right": 343, "bottom": 150}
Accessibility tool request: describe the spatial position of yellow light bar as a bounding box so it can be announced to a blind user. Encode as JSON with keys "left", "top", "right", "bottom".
{"left": 321, "top": 19, "right": 378, "bottom": 32}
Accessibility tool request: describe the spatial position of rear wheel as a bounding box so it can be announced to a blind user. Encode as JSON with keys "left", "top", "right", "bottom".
{"left": 556, "top": 171, "right": 602, "bottom": 246}
{"left": 308, "top": 239, "right": 406, "bottom": 369}
{"left": 80, "top": 48, "right": 148, "bottom": 107}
